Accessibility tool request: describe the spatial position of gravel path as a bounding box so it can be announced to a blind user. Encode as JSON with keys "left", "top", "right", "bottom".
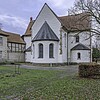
{"left": 20, "top": 64, "right": 78, "bottom": 75}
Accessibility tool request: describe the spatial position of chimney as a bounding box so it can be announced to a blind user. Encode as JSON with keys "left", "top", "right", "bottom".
{"left": 30, "top": 17, "right": 33, "bottom": 22}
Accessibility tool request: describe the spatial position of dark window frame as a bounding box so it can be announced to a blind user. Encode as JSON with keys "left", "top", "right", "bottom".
{"left": 49, "top": 43, "right": 54, "bottom": 58}
{"left": 38, "top": 43, "right": 43, "bottom": 58}
{"left": 77, "top": 52, "right": 81, "bottom": 59}
{"left": 76, "top": 35, "right": 79, "bottom": 43}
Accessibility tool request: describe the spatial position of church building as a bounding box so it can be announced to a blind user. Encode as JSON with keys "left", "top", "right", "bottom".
{"left": 22, "top": 3, "right": 92, "bottom": 63}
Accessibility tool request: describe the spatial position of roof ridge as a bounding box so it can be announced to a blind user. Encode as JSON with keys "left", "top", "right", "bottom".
{"left": 1, "top": 30, "right": 21, "bottom": 36}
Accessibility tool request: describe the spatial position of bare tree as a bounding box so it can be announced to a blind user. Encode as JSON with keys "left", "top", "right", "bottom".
{"left": 68, "top": 0, "right": 100, "bottom": 36}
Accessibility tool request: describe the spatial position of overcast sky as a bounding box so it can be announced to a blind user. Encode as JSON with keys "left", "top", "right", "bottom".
{"left": 0, "top": 0, "right": 75, "bottom": 35}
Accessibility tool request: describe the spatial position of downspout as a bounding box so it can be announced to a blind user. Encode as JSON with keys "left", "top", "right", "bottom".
{"left": 7, "top": 50, "right": 9, "bottom": 61}
{"left": 60, "top": 28, "right": 62, "bottom": 55}
{"left": 67, "top": 32, "right": 69, "bottom": 65}
{"left": 7, "top": 43, "right": 9, "bottom": 61}
{"left": 90, "top": 16, "right": 92, "bottom": 63}
{"left": 90, "top": 31, "right": 92, "bottom": 62}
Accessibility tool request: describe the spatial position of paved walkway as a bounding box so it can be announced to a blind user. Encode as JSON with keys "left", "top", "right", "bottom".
{"left": 20, "top": 64, "right": 78, "bottom": 75}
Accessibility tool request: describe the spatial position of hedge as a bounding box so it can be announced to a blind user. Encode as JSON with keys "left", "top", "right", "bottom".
{"left": 79, "top": 63, "right": 100, "bottom": 78}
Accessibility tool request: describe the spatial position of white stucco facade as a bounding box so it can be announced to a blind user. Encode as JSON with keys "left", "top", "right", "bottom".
{"left": 31, "top": 4, "right": 63, "bottom": 63}
{"left": 0, "top": 35, "right": 7, "bottom": 61}
{"left": 31, "top": 41, "right": 59, "bottom": 63}
{"left": 71, "top": 50, "right": 90, "bottom": 63}
{"left": 68, "top": 32, "right": 91, "bottom": 62}
{"left": 8, "top": 52, "right": 25, "bottom": 62}
{"left": 23, "top": 36, "right": 32, "bottom": 62}
{"left": 24, "top": 3, "right": 92, "bottom": 63}
{"left": 32, "top": 5, "right": 61, "bottom": 40}
{"left": 24, "top": 36, "right": 31, "bottom": 49}
{"left": 25, "top": 52, "right": 31, "bottom": 62}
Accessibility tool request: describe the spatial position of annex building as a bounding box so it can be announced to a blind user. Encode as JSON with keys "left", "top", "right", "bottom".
{"left": 0, "top": 29, "right": 25, "bottom": 62}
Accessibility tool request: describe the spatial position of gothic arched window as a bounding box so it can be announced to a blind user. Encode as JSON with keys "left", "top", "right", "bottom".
{"left": 49, "top": 43, "right": 54, "bottom": 58}
{"left": 39, "top": 43, "right": 43, "bottom": 58}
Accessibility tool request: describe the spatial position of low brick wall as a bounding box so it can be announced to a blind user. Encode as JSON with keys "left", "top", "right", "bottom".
{"left": 79, "top": 63, "right": 100, "bottom": 78}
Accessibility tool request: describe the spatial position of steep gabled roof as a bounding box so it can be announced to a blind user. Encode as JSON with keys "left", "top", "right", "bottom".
{"left": 24, "top": 18, "right": 35, "bottom": 36}
{"left": 71, "top": 43, "right": 90, "bottom": 50}
{"left": 23, "top": 21, "right": 33, "bottom": 36}
{"left": 32, "top": 21, "right": 59, "bottom": 42}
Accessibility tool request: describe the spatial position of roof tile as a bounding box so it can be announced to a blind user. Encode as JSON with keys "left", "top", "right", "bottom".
{"left": 59, "top": 12, "right": 91, "bottom": 31}
{"left": 32, "top": 21, "right": 59, "bottom": 42}
{"left": 71, "top": 43, "right": 90, "bottom": 50}
{"left": 0, "top": 30, "right": 25, "bottom": 44}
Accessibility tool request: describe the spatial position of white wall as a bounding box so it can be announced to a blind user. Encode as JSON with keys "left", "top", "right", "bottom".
{"left": 31, "top": 4, "right": 65, "bottom": 63}
{"left": 32, "top": 4, "right": 61, "bottom": 39}
{"left": 25, "top": 52, "right": 31, "bottom": 62}
{"left": 24, "top": 36, "right": 31, "bottom": 49}
{"left": 68, "top": 32, "right": 91, "bottom": 61}
{"left": 0, "top": 35, "right": 7, "bottom": 61}
{"left": 8, "top": 52, "right": 25, "bottom": 62}
{"left": 71, "top": 50, "right": 90, "bottom": 63}
{"left": 62, "top": 31, "right": 67, "bottom": 62}
{"left": 23, "top": 35, "right": 31, "bottom": 62}
{"left": 31, "top": 41, "right": 59, "bottom": 63}
{"left": 24, "top": 4, "right": 92, "bottom": 63}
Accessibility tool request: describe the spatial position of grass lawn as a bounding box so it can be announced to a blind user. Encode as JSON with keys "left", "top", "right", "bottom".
{"left": 0, "top": 66, "right": 100, "bottom": 100}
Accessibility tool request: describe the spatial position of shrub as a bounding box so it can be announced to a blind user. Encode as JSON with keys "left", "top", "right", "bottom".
{"left": 79, "top": 63, "right": 100, "bottom": 78}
